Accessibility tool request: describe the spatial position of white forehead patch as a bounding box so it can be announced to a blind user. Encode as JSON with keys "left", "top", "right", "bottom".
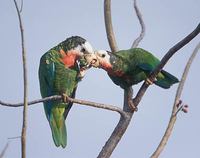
{"left": 96, "top": 50, "right": 110, "bottom": 62}
{"left": 83, "top": 41, "right": 94, "bottom": 54}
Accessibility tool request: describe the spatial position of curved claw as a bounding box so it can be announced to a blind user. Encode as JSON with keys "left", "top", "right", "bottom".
{"left": 62, "top": 93, "right": 69, "bottom": 103}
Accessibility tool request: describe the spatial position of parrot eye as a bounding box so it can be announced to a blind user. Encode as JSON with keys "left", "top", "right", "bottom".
{"left": 101, "top": 54, "right": 106, "bottom": 58}
{"left": 81, "top": 48, "right": 86, "bottom": 52}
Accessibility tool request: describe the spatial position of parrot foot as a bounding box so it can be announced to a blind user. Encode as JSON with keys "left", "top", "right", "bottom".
{"left": 145, "top": 78, "right": 153, "bottom": 85}
{"left": 128, "top": 99, "right": 138, "bottom": 112}
{"left": 62, "top": 93, "right": 69, "bottom": 103}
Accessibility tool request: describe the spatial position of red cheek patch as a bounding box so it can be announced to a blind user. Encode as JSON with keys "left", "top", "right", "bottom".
{"left": 59, "top": 49, "right": 78, "bottom": 68}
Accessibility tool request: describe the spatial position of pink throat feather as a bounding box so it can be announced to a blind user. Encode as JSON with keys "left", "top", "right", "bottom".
{"left": 100, "top": 61, "right": 124, "bottom": 77}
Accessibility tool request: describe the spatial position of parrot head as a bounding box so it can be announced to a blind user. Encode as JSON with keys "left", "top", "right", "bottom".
{"left": 91, "top": 50, "right": 114, "bottom": 72}
{"left": 58, "top": 36, "right": 97, "bottom": 69}
{"left": 60, "top": 36, "right": 99, "bottom": 79}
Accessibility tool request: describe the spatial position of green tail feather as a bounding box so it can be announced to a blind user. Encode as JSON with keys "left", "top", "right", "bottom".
{"left": 155, "top": 70, "right": 179, "bottom": 89}
{"left": 49, "top": 111, "right": 67, "bottom": 148}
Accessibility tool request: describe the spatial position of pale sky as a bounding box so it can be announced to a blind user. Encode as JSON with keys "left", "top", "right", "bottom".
{"left": 0, "top": 0, "right": 200, "bottom": 158}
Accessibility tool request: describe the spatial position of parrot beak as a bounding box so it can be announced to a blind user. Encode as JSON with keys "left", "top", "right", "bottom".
{"left": 88, "top": 51, "right": 100, "bottom": 68}
{"left": 83, "top": 53, "right": 98, "bottom": 68}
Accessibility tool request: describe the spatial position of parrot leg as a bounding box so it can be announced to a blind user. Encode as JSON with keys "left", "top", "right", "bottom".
{"left": 145, "top": 78, "right": 153, "bottom": 85}
{"left": 127, "top": 88, "right": 138, "bottom": 112}
{"left": 128, "top": 99, "right": 138, "bottom": 112}
{"left": 62, "top": 93, "right": 69, "bottom": 103}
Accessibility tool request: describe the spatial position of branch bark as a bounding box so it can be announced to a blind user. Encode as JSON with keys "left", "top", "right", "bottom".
{"left": 150, "top": 41, "right": 200, "bottom": 158}
{"left": 13, "top": 1, "right": 28, "bottom": 158}
{"left": 104, "top": 0, "right": 118, "bottom": 52}
{"left": 97, "top": 88, "right": 133, "bottom": 158}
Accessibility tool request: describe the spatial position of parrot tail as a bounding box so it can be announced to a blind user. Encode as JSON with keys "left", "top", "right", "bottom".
{"left": 49, "top": 108, "right": 67, "bottom": 148}
{"left": 155, "top": 70, "right": 179, "bottom": 89}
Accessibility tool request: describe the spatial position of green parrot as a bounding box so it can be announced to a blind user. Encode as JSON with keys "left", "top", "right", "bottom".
{"left": 39, "top": 36, "right": 95, "bottom": 148}
{"left": 91, "top": 48, "right": 179, "bottom": 89}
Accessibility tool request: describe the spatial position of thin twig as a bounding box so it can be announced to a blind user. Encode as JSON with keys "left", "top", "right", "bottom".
{"left": 13, "top": 1, "right": 28, "bottom": 158}
{"left": 19, "top": 0, "right": 23, "bottom": 13}
{"left": 0, "top": 96, "right": 126, "bottom": 117}
{"left": 67, "top": 97, "right": 126, "bottom": 117}
{"left": 173, "top": 41, "right": 200, "bottom": 113}
{"left": 8, "top": 136, "right": 21, "bottom": 140}
{"left": 104, "top": 0, "right": 118, "bottom": 52}
{"left": 150, "top": 42, "right": 200, "bottom": 158}
{"left": 0, "top": 96, "right": 62, "bottom": 107}
{"left": 0, "top": 142, "right": 9, "bottom": 158}
{"left": 131, "top": 0, "right": 146, "bottom": 48}
{"left": 174, "top": 104, "right": 183, "bottom": 116}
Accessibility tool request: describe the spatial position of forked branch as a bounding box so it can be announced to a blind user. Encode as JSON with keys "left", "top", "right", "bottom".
{"left": 98, "top": 1, "right": 146, "bottom": 157}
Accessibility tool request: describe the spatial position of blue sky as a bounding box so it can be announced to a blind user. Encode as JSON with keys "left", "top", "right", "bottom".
{"left": 0, "top": 0, "right": 200, "bottom": 157}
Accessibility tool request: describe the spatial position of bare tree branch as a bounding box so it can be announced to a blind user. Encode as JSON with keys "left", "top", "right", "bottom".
{"left": 13, "top": 0, "right": 28, "bottom": 158}
{"left": 150, "top": 41, "right": 200, "bottom": 158}
{"left": 98, "top": 1, "right": 146, "bottom": 157}
{"left": 0, "top": 142, "right": 9, "bottom": 158}
{"left": 97, "top": 88, "right": 133, "bottom": 158}
{"left": 97, "top": 115, "right": 132, "bottom": 158}
{"left": 0, "top": 96, "right": 126, "bottom": 117}
{"left": 104, "top": 0, "right": 118, "bottom": 52}
{"left": 131, "top": 0, "right": 146, "bottom": 48}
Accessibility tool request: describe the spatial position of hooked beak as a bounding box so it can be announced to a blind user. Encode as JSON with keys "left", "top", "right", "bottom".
{"left": 83, "top": 53, "right": 99, "bottom": 68}
{"left": 92, "top": 52, "right": 100, "bottom": 68}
